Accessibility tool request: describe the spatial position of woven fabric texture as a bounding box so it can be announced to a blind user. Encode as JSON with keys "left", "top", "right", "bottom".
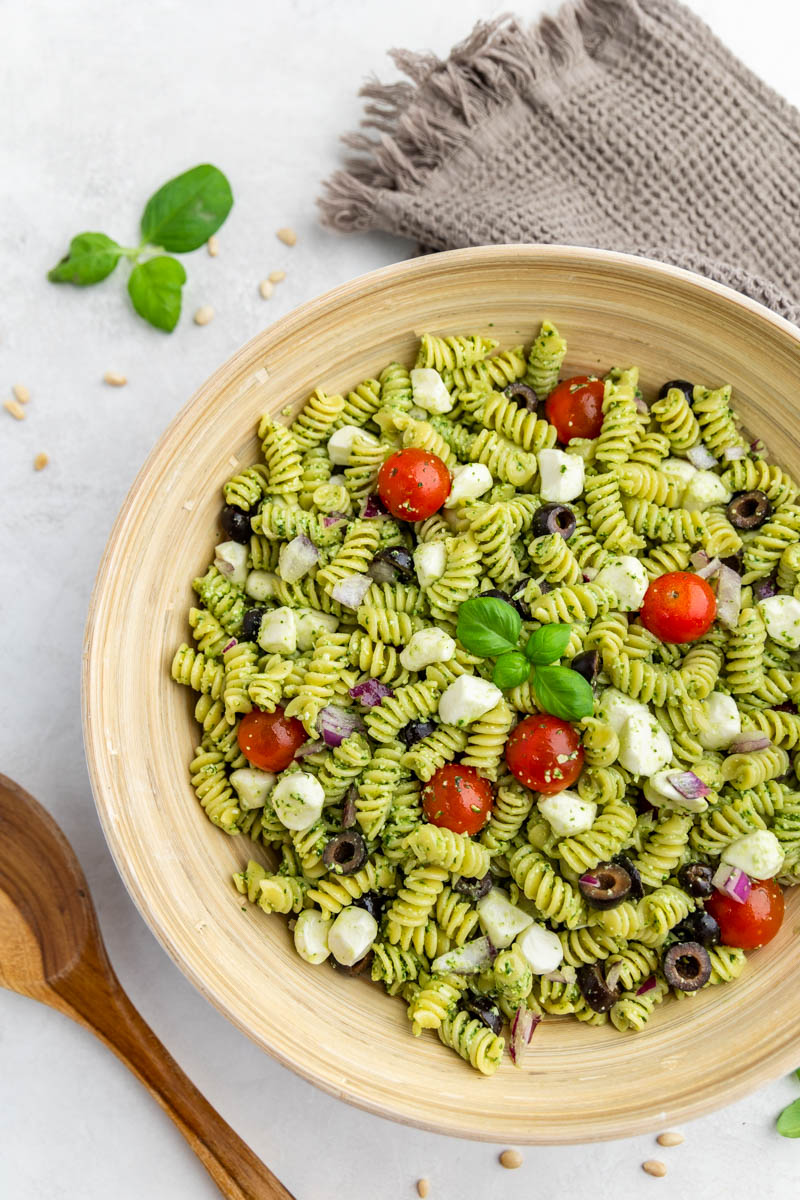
{"left": 319, "top": 0, "right": 800, "bottom": 323}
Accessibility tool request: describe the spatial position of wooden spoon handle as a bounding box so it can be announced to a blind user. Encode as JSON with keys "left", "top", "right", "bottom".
{"left": 61, "top": 963, "right": 295, "bottom": 1200}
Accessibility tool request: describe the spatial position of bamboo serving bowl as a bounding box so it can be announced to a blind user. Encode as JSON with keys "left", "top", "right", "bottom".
{"left": 83, "top": 246, "right": 800, "bottom": 1144}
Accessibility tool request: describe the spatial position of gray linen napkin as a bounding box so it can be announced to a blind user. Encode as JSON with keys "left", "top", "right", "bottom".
{"left": 319, "top": 0, "right": 800, "bottom": 324}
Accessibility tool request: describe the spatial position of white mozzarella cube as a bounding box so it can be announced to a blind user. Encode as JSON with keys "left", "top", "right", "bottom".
{"left": 327, "top": 424, "right": 376, "bottom": 466}
{"left": 271, "top": 771, "right": 324, "bottom": 831}
{"left": 722, "top": 830, "right": 784, "bottom": 879}
{"left": 214, "top": 540, "right": 249, "bottom": 588}
{"left": 256, "top": 607, "right": 297, "bottom": 655}
{"left": 439, "top": 675, "right": 503, "bottom": 727}
{"left": 516, "top": 923, "right": 564, "bottom": 975}
{"left": 414, "top": 541, "right": 447, "bottom": 588}
{"left": 596, "top": 688, "right": 651, "bottom": 736}
{"left": 444, "top": 463, "right": 492, "bottom": 508}
{"left": 410, "top": 367, "right": 454, "bottom": 414}
{"left": 294, "top": 608, "right": 339, "bottom": 652}
{"left": 698, "top": 692, "right": 741, "bottom": 750}
{"left": 229, "top": 768, "right": 276, "bottom": 810}
{"left": 660, "top": 457, "right": 698, "bottom": 490}
{"left": 682, "top": 470, "right": 731, "bottom": 511}
{"left": 617, "top": 712, "right": 673, "bottom": 775}
{"left": 400, "top": 628, "right": 456, "bottom": 672}
{"left": 537, "top": 448, "right": 585, "bottom": 503}
{"left": 327, "top": 907, "right": 378, "bottom": 966}
{"left": 245, "top": 570, "right": 279, "bottom": 602}
{"left": 594, "top": 556, "right": 650, "bottom": 612}
{"left": 278, "top": 536, "right": 318, "bottom": 583}
{"left": 476, "top": 888, "right": 534, "bottom": 948}
{"left": 643, "top": 769, "right": 709, "bottom": 813}
{"left": 758, "top": 595, "right": 800, "bottom": 649}
{"left": 294, "top": 909, "right": 332, "bottom": 965}
{"left": 538, "top": 790, "right": 597, "bottom": 838}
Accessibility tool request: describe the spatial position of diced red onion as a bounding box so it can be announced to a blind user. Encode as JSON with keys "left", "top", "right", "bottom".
{"left": 723, "top": 445, "right": 747, "bottom": 461}
{"left": 278, "top": 534, "right": 319, "bottom": 583}
{"left": 294, "top": 739, "right": 325, "bottom": 758}
{"left": 634, "top": 394, "right": 649, "bottom": 415}
{"left": 729, "top": 733, "right": 771, "bottom": 754}
{"left": 695, "top": 557, "right": 721, "bottom": 581}
{"left": 342, "top": 784, "right": 358, "bottom": 829}
{"left": 431, "top": 936, "right": 496, "bottom": 976}
{"left": 712, "top": 863, "right": 752, "bottom": 904}
{"left": 316, "top": 704, "right": 366, "bottom": 747}
{"left": 323, "top": 511, "right": 349, "bottom": 527}
{"left": 509, "top": 1006, "right": 541, "bottom": 1067}
{"left": 330, "top": 574, "right": 372, "bottom": 610}
{"left": 754, "top": 577, "right": 777, "bottom": 601}
{"left": 716, "top": 564, "right": 742, "bottom": 629}
{"left": 690, "top": 549, "right": 710, "bottom": 569}
{"left": 636, "top": 976, "right": 657, "bottom": 996}
{"left": 579, "top": 873, "right": 599, "bottom": 888}
{"left": 687, "top": 443, "right": 718, "bottom": 469}
{"left": 367, "top": 558, "right": 397, "bottom": 584}
{"left": 222, "top": 638, "right": 238, "bottom": 653}
{"left": 605, "top": 961, "right": 625, "bottom": 992}
{"left": 361, "top": 492, "right": 386, "bottom": 519}
{"left": 667, "top": 771, "right": 711, "bottom": 800}
{"left": 582, "top": 567, "right": 598, "bottom": 581}
{"left": 350, "top": 678, "right": 393, "bottom": 707}
{"left": 543, "top": 967, "right": 577, "bottom": 984}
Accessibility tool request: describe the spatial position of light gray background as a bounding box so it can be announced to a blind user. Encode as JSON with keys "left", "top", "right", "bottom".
{"left": 2, "top": 1, "right": 800, "bottom": 1197}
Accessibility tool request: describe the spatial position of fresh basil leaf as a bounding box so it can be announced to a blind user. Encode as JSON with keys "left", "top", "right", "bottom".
{"left": 532, "top": 663, "right": 594, "bottom": 721}
{"left": 456, "top": 596, "right": 521, "bottom": 658}
{"left": 127, "top": 256, "right": 186, "bottom": 332}
{"left": 777, "top": 1097, "right": 800, "bottom": 1137}
{"left": 492, "top": 651, "right": 530, "bottom": 690}
{"left": 524, "top": 623, "right": 572, "bottom": 665}
{"left": 141, "top": 164, "right": 233, "bottom": 252}
{"left": 48, "top": 232, "right": 122, "bottom": 285}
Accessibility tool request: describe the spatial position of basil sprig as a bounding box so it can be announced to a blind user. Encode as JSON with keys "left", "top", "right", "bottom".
{"left": 456, "top": 598, "right": 593, "bottom": 722}
{"left": 48, "top": 164, "right": 233, "bottom": 332}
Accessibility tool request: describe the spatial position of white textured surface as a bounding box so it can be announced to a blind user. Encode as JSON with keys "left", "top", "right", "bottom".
{"left": 2, "top": 2, "right": 800, "bottom": 1197}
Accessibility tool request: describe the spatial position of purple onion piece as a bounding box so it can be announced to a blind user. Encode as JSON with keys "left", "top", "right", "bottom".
{"left": 753, "top": 577, "right": 777, "bottom": 601}
{"left": 294, "top": 739, "right": 325, "bottom": 759}
{"left": 667, "top": 771, "right": 711, "bottom": 800}
{"left": 349, "top": 678, "right": 393, "bottom": 707}
{"left": 634, "top": 394, "right": 649, "bottom": 415}
{"left": 341, "top": 784, "right": 358, "bottom": 829}
{"left": 695, "top": 557, "right": 721, "bottom": 581}
{"left": 316, "top": 704, "right": 366, "bottom": 748}
{"left": 323, "top": 511, "right": 349, "bottom": 527}
{"left": 361, "top": 492, "right": 387, "bottom": 519}
{"left": 687, "top": 443, "right": 718, "bottom": 469}
{"left": 579, "top": 873, "right": 600, "bottom": 888}
{"left": 723, "top": 445, "right": 747, "bottom": 461}
{"left": 690, "top": 549, "right": 711, "bottom": 569}
{"left": 509, "top": 1006, "right": 541, "bottom": 1066}
{"left": 222, "top": 638, "right": 238, "bottom": 653}
{"left": 636, "top": 976, "right": 657, "bottom": 996}
{"left": 330, "top": 574, "right": 372, "bottom": 610}
{"left": 431, "top": 936, "right": 496, "bottom": 976}
{"left": 729, "top": 733, "right": 771, "bottom": 754}
{"left": 715, "top": 563, "right": 742, "bottom": 630}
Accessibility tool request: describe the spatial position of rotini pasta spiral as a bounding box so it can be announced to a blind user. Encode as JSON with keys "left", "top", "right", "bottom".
{"left": 650, "top": 386, "right": 700, "bottom": 451}
{"left": 401, "top": 725, "right": 468, "bottom": 782}
{"left": 416, "top": 333, "right": 497, "bottom": 372}
{"left": 460, "top": 700, "right": 514, "bottom": 780}
{"left": 402, "top": 824, "right": 491, "bottom": 878}
{"left": 172, "top": 644, "right": 225, "bottom": 698}
{"left": 291, "top": 387, "right": 345, "bottom": 450}
{"left": 438, "top": 1010, "right": 504, "bottom": 1076}
{"left": 558, "top": 799, "right": 638, "bottom": 874}
{"left": 524, "top": 320, "right": 566, "bottom": 398}
{"left": 507, "top": 844, "right": 586, "bottom": 927}
{"left": 223, "top": 463, "right": 270, "bottom": 511}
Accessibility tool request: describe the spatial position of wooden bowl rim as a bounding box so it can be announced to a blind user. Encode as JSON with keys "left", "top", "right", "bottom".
{"left": 83, "top": 244, "right": 800, "bottom": 1142}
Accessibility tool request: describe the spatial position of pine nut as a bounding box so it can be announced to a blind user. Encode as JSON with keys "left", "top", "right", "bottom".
{"left": 268, "top": 268, "right": 286, "bottom": 283}
{"left": 499, "top": 1149, "right": 523, "bottom": 1169}
{"left": 642, "top": 1160, "right": 667, "bottom": 1177}
{"left": 657, "top": 1131, "right": 684, "bottom": 1147}
{"left": 4, "top": 399, "right": 25, "bottom": 420}
{"left": 103, "top": 371, "right": 127, "bottom": 387}
{"left": 416, "top": 1180, "right": 430, "bottom": 1198}
{"left": 259, "top": 279, "right": 274, "bottom": 299}
{"left": 12, "top": 383, "right": 30, "bottom": 404}
{"left": 276, "top": 227, "right": 297, "bottom": 246}
{"left": 207, "top": 235, "right": 220, "bottom": 257}
{"left": 34, "top": 452, "right": 49, "bottom": 471}
{"left": 194, "top": 305, "right": 215, "bottom": 326}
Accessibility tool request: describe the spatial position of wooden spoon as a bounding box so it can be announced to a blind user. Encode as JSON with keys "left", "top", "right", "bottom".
{"left": 0, "top": 773, "right": 294, "bottom": 1200}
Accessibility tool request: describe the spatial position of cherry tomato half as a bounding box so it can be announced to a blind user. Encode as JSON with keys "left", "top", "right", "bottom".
{"left": 705, "top": 878, "right": 784, "bottom": 949}
{"left": 505, "top": 714, "right": 584, "bottom": 794}
{"left": 238, "top": 707, "right": 307, "bottom": 772}
{"left": 422, "top": 764, "right": 493, "bottom": 836}
{"left": 639, "top": 571, "right": 717, "bottom": 644}
{"left": 545, "top": 375, "right": 605, "bottom": 442}
{"left": 377, "top": 448, "right": 451, "bottom": 522}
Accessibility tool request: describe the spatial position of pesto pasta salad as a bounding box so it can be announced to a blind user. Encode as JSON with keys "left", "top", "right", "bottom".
{"left": 172, "top": 322, "right": 800, "bottom": 1075}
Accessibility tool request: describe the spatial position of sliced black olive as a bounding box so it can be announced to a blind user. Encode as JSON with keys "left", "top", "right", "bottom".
{"left": 674, "top": 910, "right": 720, "bottom": 948}
{"left": 242, "top": 608, "right": 264, "bottom": 641}
{"left": 612, "top": 853, "right": 644, "bottom": 900}
{"left": 220, "top": 504, "right": 252, "bottom": 544}
{"left": 322, "top": 829, "right": 367, "bottom": 875}
{"left": 677, "top": 861, "right": 714, "bottom": 898}
{"left": 577, "top": 963, "right": 620, "bottom": 1013}
{"left": 570, "top": 649, "right": 600, "bottom": 685}
{"left": 531, "top": 503, "right": 577, "bottom": 540}
{"left": 354, "top": 890, "right": 385, "bottom": 922}
{"left": 578, "top": 862, "right": 632, "bottom": 910}
{"left": 662, "top": 941, "right": 711, "bottom": 991}
{"left": 453, "top": 873, "right": 493, "bottom": 901}
{"left": 341, "top": 784, "right": 358, "bottom": 829}
{"left": 462, "top": 994, "right": 504, "bottom": 1035}
{"left": 503, "top": 381, "right": 539, "bottom": 411}
{"left": 726, "top": 490, "right": 771, "bottom": 530}
{"left": 753, "top": 576, "right": 777, "bottom": 602}
{"left": 330, "top": 951, "right": 374, "bottom": 977}
{"left": 479, "top": 588, "right": 511, "bottom": 603}
{"left": 397, "top": 718, "right": 436, "bottom": 748}
{"left": 658, "top": 379, "right": 694, "bottom": 403}
{"left": 370, "top": 546, "right": 416, "bottom": 583}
